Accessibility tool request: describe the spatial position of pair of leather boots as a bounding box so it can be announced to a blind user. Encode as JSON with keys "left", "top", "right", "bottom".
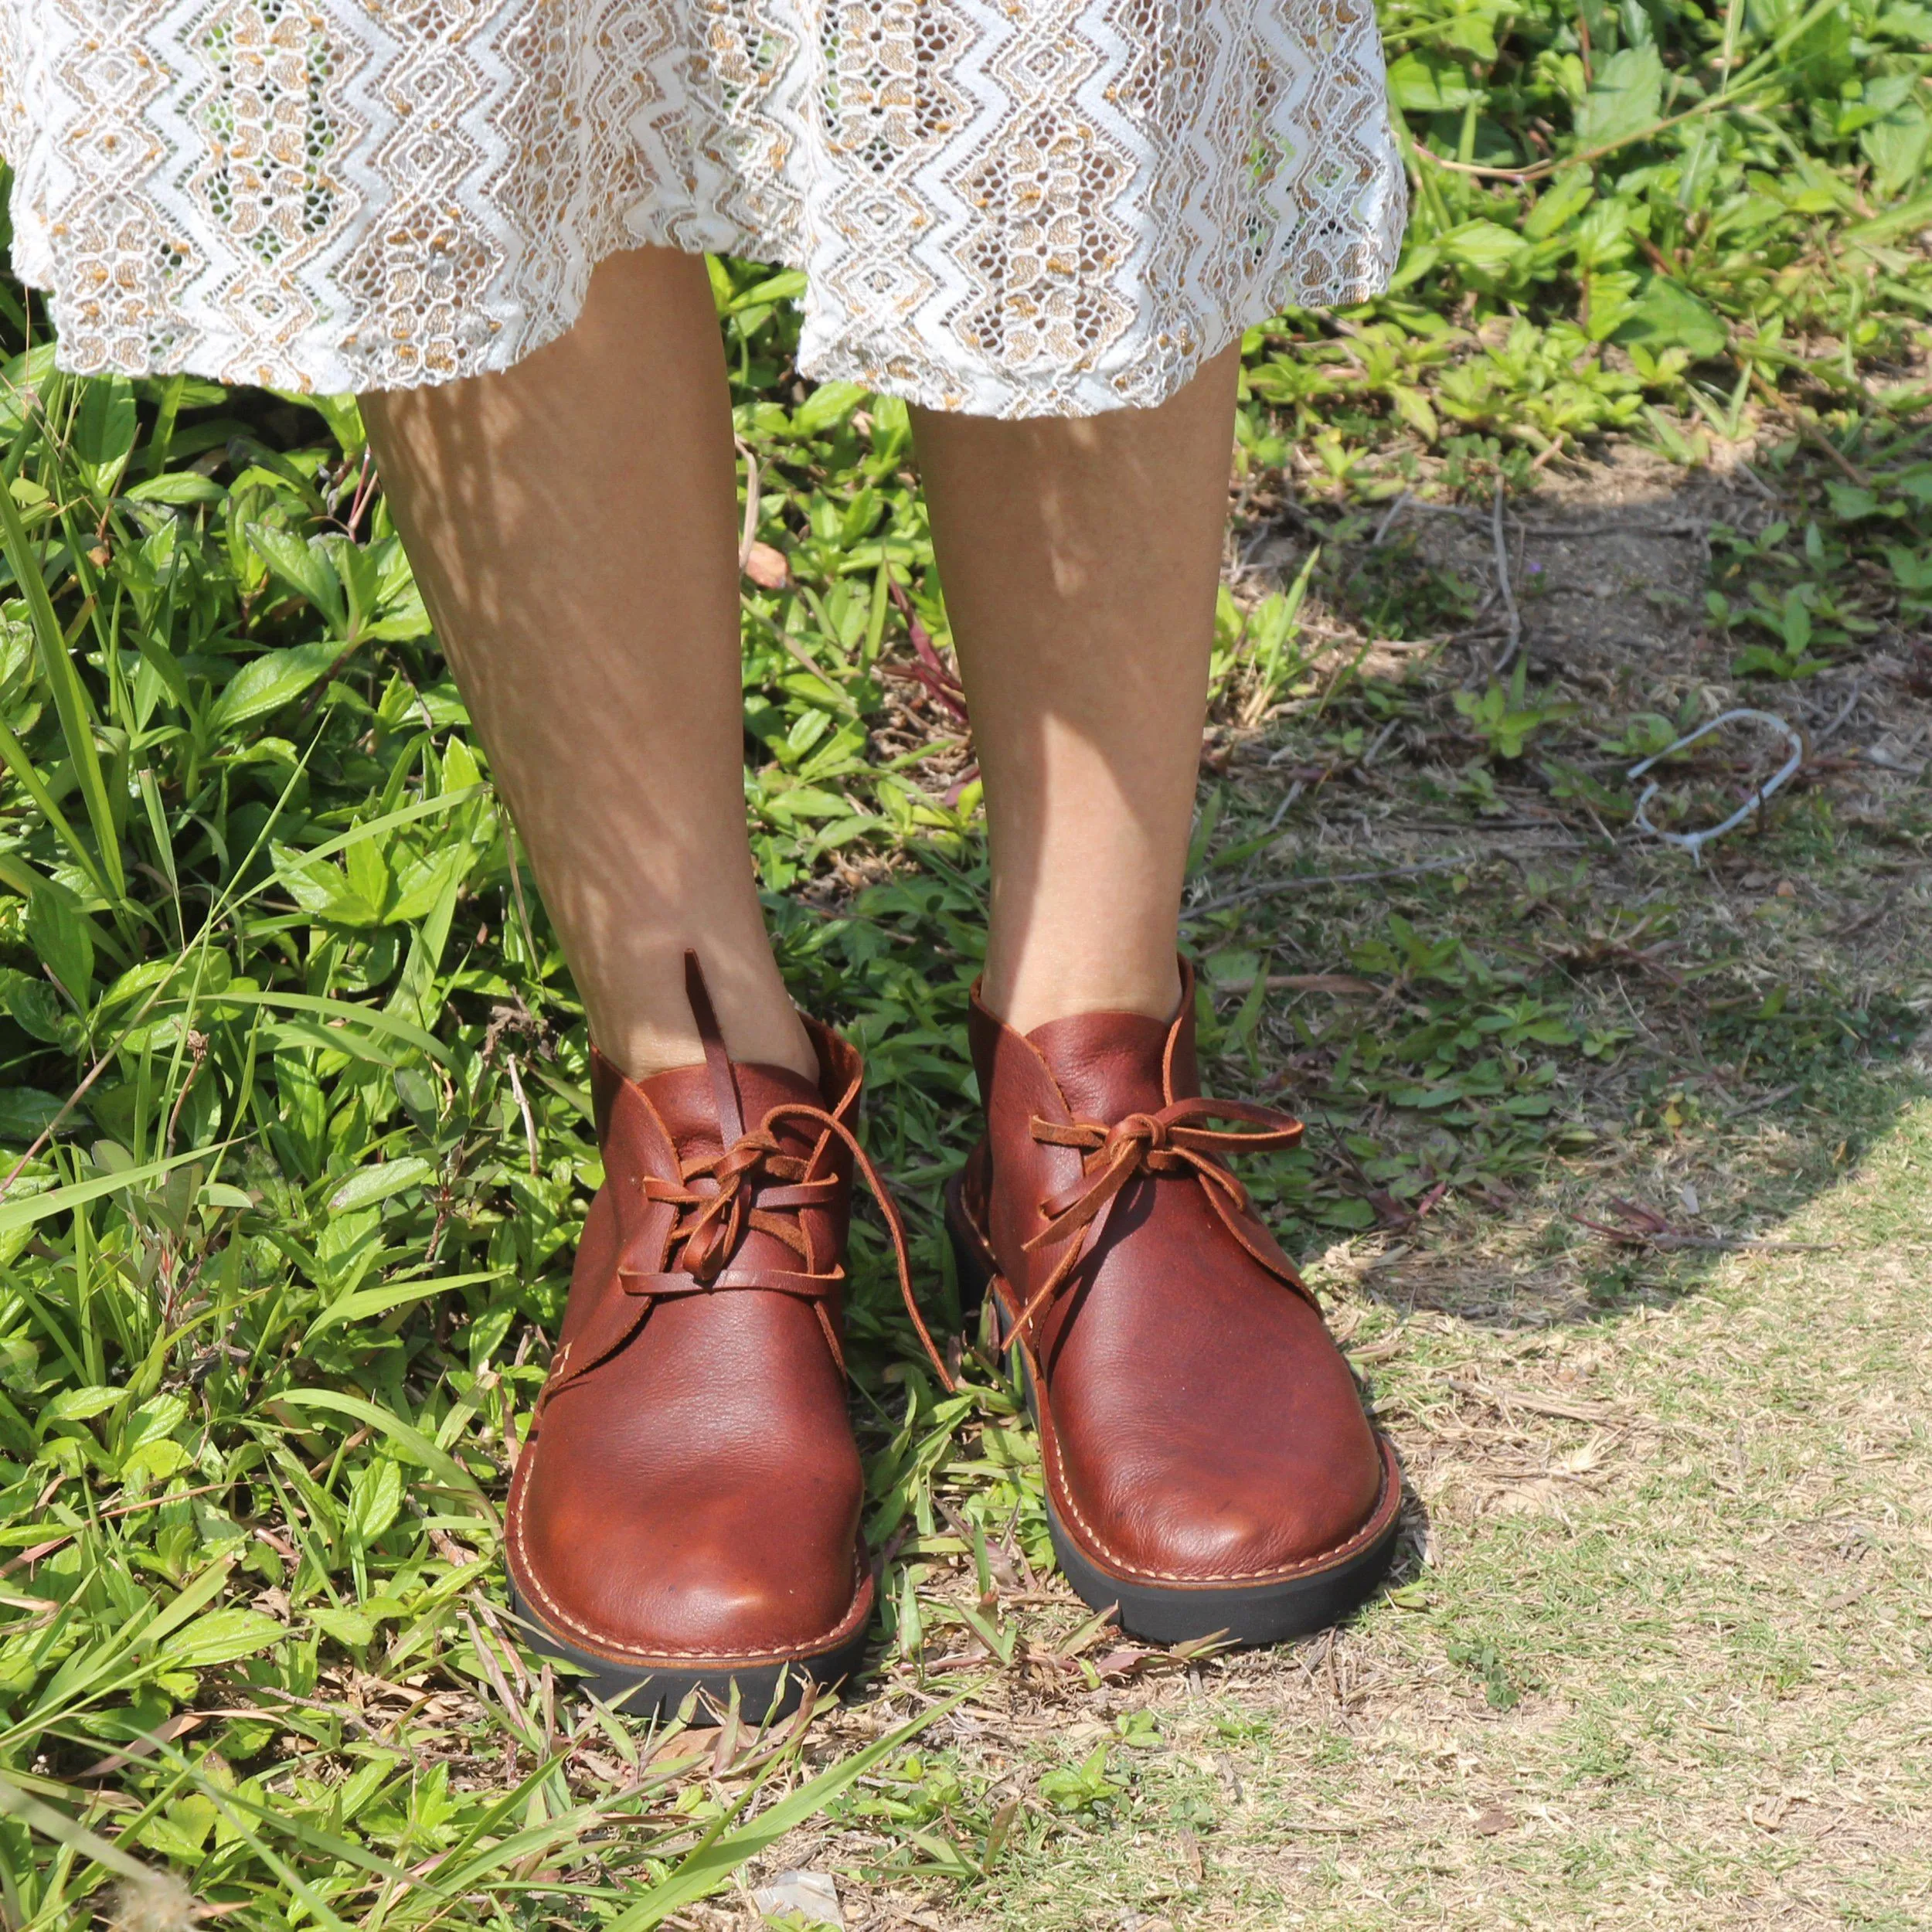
{"left": 506, "top": 956, "right": 1401, "bottom": 1716}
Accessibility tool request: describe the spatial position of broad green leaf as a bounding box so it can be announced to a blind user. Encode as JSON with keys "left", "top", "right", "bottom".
{"left": 726, "top": 268, "right": 807, "bottom": 312}
{"left": 328, "top": 1154, "right": 434, "bottom": 1212}
{"left": 0, "top": 1087, "right": 66, "bottom": 1143}
{"left": 1825, "top": 483, "right": 1882, "bottom": 521}
{"left": 1521, "top": 167, "right": 1594, "bottom": 242}
{"left": 237, "top": 784, "right": 486, "bottom": 914}
{"left": 311, "top": 1605, "right": 375, "bottom": 1647}
{"left": 791, "top": 381, "right": 868, "bottom": 437}
{"left": 124, "top": 471, "right": 228, "bottom": 505}
{"left": 1438, "top": 221, "right": 1528, "bottom": 272}
{"left": 71, "top": 375, "right": 138, "bottom": 498}
{"left": 38, "top": 1385, "right": 126, "bottom": 1428}
{"left": 1616, "top": 276, "right": 1729, "bottom": 362}
{"left": 346, "top": 1456, "right": 403, "bottom": 1544}
{"left": 1574, "top": 46, "right": 1664, "bottom": 153}
{"left": 1386, "top": 50, "right": 1478, "bottom": 114}
{"left": 270, "top": 839, "right": 386, "bottom": 926}
{"left": 160, "top": 1607, "right": 287, "bottom": 1667}
{"left": 1862, "top": 100, "right": 1932, "bottom": 200}
{"left": 2, "top": 968, "right": 70, "bottom": 1046}
{"left": 121, "top": 1393, "right": 189, "bottom": 1450}
{"left": 210, "top": 641, "right": 345, "bottom": 732}
{"left": 284, "top": 389, "right": 366, "bottom": 457}
{"left": 25, "top": 879, "right": 94, "bottom": 1002}
{"left": 244, "top": 522, "right": 346, "bottom": 628}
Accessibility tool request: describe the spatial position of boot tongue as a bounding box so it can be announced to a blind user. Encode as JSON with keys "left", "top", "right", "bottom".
{"left": 639, "top": 1060, "right": 825, "bottom": 1161}
{"left": 1026, "top": 1012, "right": 1175, "bottom": 1120}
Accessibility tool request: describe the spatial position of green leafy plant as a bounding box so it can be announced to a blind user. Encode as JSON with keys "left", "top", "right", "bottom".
{"left": 1037, "top": 1746, "right": 1128, "bottom": 1815}
{"left": 1454, "top": 662, "right": 1577, "bottom": 760}
{"left": 1447, "top": 1631, "right": 1526, "bottom": 1709}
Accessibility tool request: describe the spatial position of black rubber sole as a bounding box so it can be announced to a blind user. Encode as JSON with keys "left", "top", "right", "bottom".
{"left": 944, "top": 1176, "right": 1402, "bottom": 1647}
{"left": 1042, "top": 1455, "right": 1402, "bottom": 1645}
{"left": 505, "top": 1580, "right": 870, "bottom": 1724}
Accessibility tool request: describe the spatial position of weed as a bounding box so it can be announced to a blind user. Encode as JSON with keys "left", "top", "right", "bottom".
{"left": 1037, "top": 1747, "right": 1127, "bottom": 1815}
{"left": 1454, "top": 663, "right": 1577, "bottom": 760}
{"left": 1446, "top": 1631, "right": 1526, "bottom": 1709}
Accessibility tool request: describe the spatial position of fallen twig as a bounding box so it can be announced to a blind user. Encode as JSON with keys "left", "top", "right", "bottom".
{"left": 1489, "top": 479, "right": 1522, "bottom": 677}
{"left": 1267, "top": 973, "right": 1381, "bottom": 995}
{"left": 1747, "top": 373, "right": 1873, "bottom": 488}
{"left": 733, "top": 436, "right": 762, "bottom": 571}
{"left": 1574, "top": 1197, "right": 1833, "bottom": 1253}
{"left": 1814, "top": 680, "right": 1864, "bottom": 747}
{"left": 1447, "top": 1378, "right": 1624, "bottom": 1426}
{"left": 1372, "top": 497, "right": 1704, "bottom": 541}
{"left": 0, "top": 1481, "right": 230, "bottom": 1577}
{"left": 1513, "top": 517, "right": 1707, "bottom": 539}
{"left": 1185, "top": 855, "right": 1472, "bottom": 919}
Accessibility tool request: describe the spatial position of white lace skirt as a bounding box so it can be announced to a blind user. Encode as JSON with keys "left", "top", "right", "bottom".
{"left": 0, "top": 0, "right": 1403, "bottom": 417}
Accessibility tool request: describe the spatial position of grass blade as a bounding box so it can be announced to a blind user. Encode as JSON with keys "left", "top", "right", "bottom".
{"left": 605, "top": 1691, "right": 966, "bottom": 1931}
{"left": 0, "top": 468, "right": 124, "bottom": 901}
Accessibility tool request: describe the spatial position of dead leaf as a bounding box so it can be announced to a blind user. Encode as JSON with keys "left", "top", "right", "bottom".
{"left": 78, "top": 1711, "right": 207, "bottom": 1778}
{"left": 743, "top": 541, "right": 790, "bottom": 590}
{"left": 750, "top": 1869, "right": 843, "bottom": 1927}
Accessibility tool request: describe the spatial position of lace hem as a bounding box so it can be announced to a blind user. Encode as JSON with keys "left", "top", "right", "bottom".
{"left": 0, "top": 0, "right": 1404, "bottom": 418}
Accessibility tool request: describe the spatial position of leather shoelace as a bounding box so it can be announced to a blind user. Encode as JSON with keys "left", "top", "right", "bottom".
{"left": 1009, "top": 1098, "right": 1305, "bottom": 1345}
{"left": 540, "top": 954, "right": 951, "bottom": 1410}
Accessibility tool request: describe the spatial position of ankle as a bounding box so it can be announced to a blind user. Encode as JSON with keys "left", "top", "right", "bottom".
{"left": 981, "top": 947, "right": 1183, "bottom": 1036}
{"left": 589, "top": 964, "right": 819, "bottom": 1086}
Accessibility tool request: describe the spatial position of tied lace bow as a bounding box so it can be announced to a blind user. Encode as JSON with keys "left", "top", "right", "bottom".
{"left": 538, "top": 954, "right": 951, "bottom": 1413}
{"left": 638, "top": 1120, "right": 837, "bottom": 1293}
{"left": 1008, "top": 1097, "right": 1305, "bottom": 1345}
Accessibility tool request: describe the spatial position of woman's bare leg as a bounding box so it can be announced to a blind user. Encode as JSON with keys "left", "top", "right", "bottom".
{"left": 363, "top": 247, "right": 815, "bottom": 1080}
{"left": 911, "top": 345, "right": 1240, "bottom": 1032}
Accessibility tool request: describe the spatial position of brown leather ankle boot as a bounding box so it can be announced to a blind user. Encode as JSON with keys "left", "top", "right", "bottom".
{"left": 946, "top": 962, "right": 1401, "bottom": 1645}
{"left": 507, "top": 955, "right": 940, "bottom": 1718}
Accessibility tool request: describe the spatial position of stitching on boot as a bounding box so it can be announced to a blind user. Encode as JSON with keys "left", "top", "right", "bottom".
{"left": 956, "top": 1187, "right": 1404, "bottom": 1588}
{"left": 505, "top": 1471, "right": 873, "bottom": 1666}
{"left": 1047, "top": 1433, "right": 1403, "bottom": 1587}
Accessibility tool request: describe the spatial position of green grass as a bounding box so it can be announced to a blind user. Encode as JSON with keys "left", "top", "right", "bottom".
{"left": 1, "top": 0, "right": 1929, "bottom": 1925}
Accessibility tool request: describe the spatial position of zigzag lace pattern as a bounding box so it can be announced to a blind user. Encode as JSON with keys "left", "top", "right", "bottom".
{"left": 0, "top": 0, "right": 1403, "bottom": 416}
